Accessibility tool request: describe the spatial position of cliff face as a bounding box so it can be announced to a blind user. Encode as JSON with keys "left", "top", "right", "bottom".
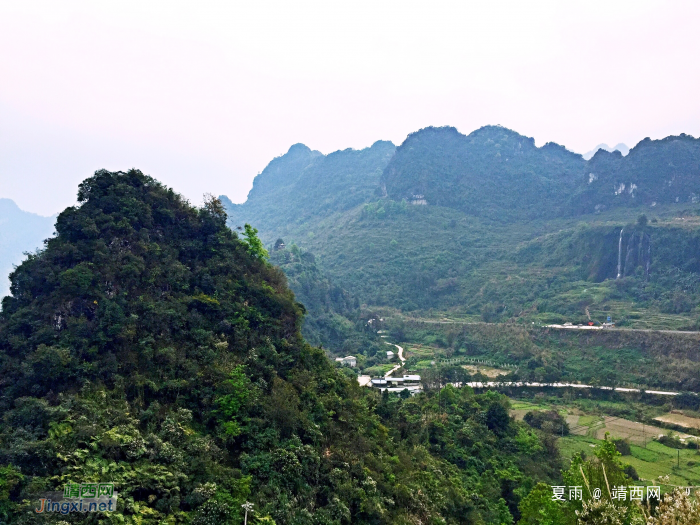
{"left": 572, "top": 134, "right": 700, "bottom": 214}
{"left": 621, "top": 230, "right": 652, "bottom": 280}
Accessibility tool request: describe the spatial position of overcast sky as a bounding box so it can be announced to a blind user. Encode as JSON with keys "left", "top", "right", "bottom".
{"left": 1, "top": 0, "right": 699, "bottom": 215}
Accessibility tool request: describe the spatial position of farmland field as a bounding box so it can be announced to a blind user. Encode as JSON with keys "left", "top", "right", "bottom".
{"left": 559, "top": 435, "right": 700, "bottom": 487}
{"left": 654, "top": 412, "right": 700, "bottom": 431}
{"left": 510, "top": 396, "right": 700, "bottom": 490}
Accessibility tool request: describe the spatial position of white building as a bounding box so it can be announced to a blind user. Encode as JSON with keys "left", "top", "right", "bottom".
{"left": 369, "top": 375, "right": 422, "bottom": 394}
{"left": 386, "top": 350, "right": 395, "bottom": 359}
{"left": 335, "top": 356, "right": 357, "bottom": 367}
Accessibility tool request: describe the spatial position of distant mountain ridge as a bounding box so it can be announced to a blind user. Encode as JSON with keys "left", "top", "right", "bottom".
{"left": 223, "top": 125, "right": 700, "bottom": 230}
{"left": 224, "top": 140, "right": 395, "bottom": 238}
{"left": 381, "top": 125, "right": 585, "bottom": 221}
{"left": 572, "top": 133, "right": 700, "bottom": 214}
{"left": 0, "top": 199, "right": 55, "bottom": 299}
{"left": 583, "top": 142, "right": 630, "bottom": 160}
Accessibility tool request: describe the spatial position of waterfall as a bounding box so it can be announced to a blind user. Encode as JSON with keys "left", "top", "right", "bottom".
{"left": 616, "top": 228, "right": 623, "bottom": 279}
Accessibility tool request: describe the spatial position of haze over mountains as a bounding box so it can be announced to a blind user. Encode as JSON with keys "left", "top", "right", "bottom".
{"left": 221, "top": 124, "right": 700, "bottom": 344}
{"left": 0, "top": 199, "right": 54, "bottom": 298}
{"left": 226, "top": 125, "right": 700, "bottom": 230}
{"left": 583, "top": 142, "right": 630, "bottom": 160}
{"left": 3, "top": 124, "right": 700, "bottom": 341}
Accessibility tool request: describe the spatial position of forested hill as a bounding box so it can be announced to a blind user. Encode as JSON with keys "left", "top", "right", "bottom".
{"left": 571, "top": 133, "right": 700, "bottom": 214}
{"left": 382, "top": 126, "right": 700, "bottom": 220}
{"left": 0, "top": 170, "right": 561, "bottom": 523}
{"left": 223, "top": 126, "right": 700, "bottom": 230}
{"left": 218, "top": 126, "right": 700, "bottom": 330}
{"left": 269, "top": 242, "right": 383, "bottom": 357}
{"left": 381, "top": 126, "right": 585, "bottom": 221}
{"left": 224, "top": 140, "right": 395, "bottom": 237}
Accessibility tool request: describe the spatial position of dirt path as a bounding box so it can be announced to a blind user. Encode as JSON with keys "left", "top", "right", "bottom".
{"left": 384, "top": 342, "right": 405, "bottom": 378}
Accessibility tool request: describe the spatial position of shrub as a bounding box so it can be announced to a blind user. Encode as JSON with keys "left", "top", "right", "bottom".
{"left": 523, "top": 410, "right": 569, "bottom": 435}
{"left": 613, "top": 439, "right": 631, "bottom": 456}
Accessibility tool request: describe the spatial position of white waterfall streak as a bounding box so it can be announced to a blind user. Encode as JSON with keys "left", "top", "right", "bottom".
{"left": 616, "top": 228, "right": 623, "bottom": 279}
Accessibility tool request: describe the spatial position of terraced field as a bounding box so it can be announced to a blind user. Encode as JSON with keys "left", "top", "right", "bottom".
{"left": 511, "top": 397, "right": 700, "bottom": 488}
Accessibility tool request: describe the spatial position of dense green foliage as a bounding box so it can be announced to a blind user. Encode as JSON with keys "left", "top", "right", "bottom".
{"left": 381, "top": 126, "right": 584, "bottom": 221}
{"left": 391, "top": 320, "right": 700, "bottom": 391}
{"left": 224, "top": 140, "right": 395, "bottom": 240}
{"left": 0, "top": 170, "right": 562, "bottom": 524}
{"left": 268, "top": 243, "right": 382, "bottom": 359}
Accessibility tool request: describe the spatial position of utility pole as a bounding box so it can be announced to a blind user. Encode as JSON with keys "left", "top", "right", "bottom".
{"left": 242, "top": 502, "right": 254, "bottom": 525}
{"left": 438, "top": 361, "right": 442, "bottom": 415}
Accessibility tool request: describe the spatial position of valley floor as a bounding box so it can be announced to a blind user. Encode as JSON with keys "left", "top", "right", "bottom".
{"left": 510, "top": 398, "right": 700, "bottom": 489}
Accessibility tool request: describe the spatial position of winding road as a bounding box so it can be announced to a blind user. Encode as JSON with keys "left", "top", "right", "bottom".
{"left": 384, "top": 342, "right": 405, "bottom": 378}
{"left": 455, "top": 381, "right": 686, "bottom": 397}
{"left": 402, "top": 317, "right": 700, "bottom": 336}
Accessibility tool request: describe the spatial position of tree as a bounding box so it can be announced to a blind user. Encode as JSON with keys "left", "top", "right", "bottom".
{"left": 517, "top": 482, "right": 566, "bottom": 525}
{"left": 242, "top": 223, "right": 269, "bottom": 260}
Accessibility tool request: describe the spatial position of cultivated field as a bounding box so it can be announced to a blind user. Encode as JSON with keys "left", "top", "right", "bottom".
{"left": 510, "top": 397, "right": 700, "bottom": 488}
{"left": 654, "top": 412, "right": 700, "bottom": 431}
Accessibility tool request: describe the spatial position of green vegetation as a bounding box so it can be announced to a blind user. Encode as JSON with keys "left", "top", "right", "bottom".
{"left": 386, "top": 320, "right": 700, "bottom": 391}
{"left": 268, "top": 242, "right": 382, "bottom": 357}
{"left": 3, "top": 124, "right": 699, "bottom": 522}
{"left": 224, "top": 140, "right": 396, "bottom": 241}
{"left": 219, "top": 127, "right": 700, "bottom": 399}
{"left": 0, "top": 170, "right": 564, "bottom": 524}
{"left": 517, "top": 437, "right": 644, "bottom": 524}
{"left": 558, "top": 436, "right": 700, "bottom": 489}
{"left": 382, "top": 126, "right": 584, "bottom": 221}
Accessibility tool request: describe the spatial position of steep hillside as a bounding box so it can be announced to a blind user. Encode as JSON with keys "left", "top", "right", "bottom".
{"left": 269, "top": 242, "right": 383, "bottom": 358}
{"left": 225, "top": 140, "right": 395, "bottom": 240}
{"left": 0, "top": 199, "right": 55, "bottom": 298}
{"left": 381, "top": 126, "right": 585, "bottom": 221}
{"left": 0, "top": 170, "right": 560, "bottom": 524}
{"left": 572, "top": 134, "right": 700, "bottom": 214}
{"left": 219, "top": 126, "right": 700, "bottom": 332}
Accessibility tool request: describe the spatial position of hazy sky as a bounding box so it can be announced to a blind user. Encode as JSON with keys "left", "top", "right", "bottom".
{"left": 1, "top": 0, "right": 699, "bottom": 215}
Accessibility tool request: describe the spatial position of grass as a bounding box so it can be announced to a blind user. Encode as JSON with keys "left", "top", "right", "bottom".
{"left": 577, "top": 415, "right": 601, "bottom": 427}
{"left": 363, "top": 363, "right": 395, "bottom": 376}
{"left": 558, "top": 435, "right": 600, "bottom": 460}
{"left": 630, "top": 445, "right": 661, "bottom": 463}
{"left": 531, "top": 392, "right": 700, "bottom": 488}
{"left": 559, "top": 434, "right": 700, "bottom": 487}
{"left": 510, "top": 400, "right": 544, "bottom": 411}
